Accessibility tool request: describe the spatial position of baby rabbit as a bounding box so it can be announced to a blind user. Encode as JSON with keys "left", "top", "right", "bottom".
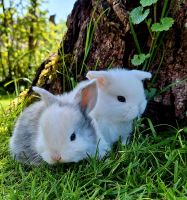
{"left": 86, "top": 68, "right": 152, "bottom": 147}
{"left": 10, "top": 80, "right": 101, "bottom": 165}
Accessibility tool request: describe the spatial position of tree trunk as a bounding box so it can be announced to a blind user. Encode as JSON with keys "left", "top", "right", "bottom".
{"left": 30, "top": 0, "right": 187, "bottom": 124}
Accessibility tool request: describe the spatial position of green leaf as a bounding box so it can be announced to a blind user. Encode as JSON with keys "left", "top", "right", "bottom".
{"left": 140, "top": 0, "right": 159, "bottom": 7}
{"left": 183, "top": 127, "right": 187, "bottom": 133}
{"left": 130, "top": 7, "right": 150, "bottom": 24}
{"left": 145, "top": 88, "right": 157, "bottom": 100}
{"left": 151, "top": 17, "right": 174, "bottom": 32}
{"left": 131, "top": 53, "right": 150, "bottom": 66}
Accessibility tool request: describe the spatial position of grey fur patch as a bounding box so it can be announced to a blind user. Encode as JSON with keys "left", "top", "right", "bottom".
{"left": 10, "top": 101, "right": 45, "bottom": 165}
{"left": 10, "top": 98, "right": 97, "bottom": 165}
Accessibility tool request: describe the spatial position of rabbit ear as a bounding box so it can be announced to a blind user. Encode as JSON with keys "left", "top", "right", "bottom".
{"left": 74, "top": 80, "right": 98, "bottom": 113}
{"left": 86, "top": 71, "right": 109, "bottom": 88}
{"left": 32, "top": 86, "right": 57, "bottom": 106}
{"left": 131, "top": 70, "right": 152, "bottom": 81}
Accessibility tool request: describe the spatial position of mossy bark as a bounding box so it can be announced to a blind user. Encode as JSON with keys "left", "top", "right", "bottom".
{"left": 30, "top": 0, "right": 187, "bottom": 124}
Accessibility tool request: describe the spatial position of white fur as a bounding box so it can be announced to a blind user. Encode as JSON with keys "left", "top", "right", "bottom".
{"left": 35, "top": 105, "right": 96, "bottom": 164}
{"left": 86, "top": 68, "right": 151, "bottom": 147}
{"left": 10, "top": 80, "right": 110, "bottom": 165}
{"left": 33, "top": 81, "right": 110, "bottom": 163}
{"left": 34, "top": 81, "right": 100, "bottom": 164}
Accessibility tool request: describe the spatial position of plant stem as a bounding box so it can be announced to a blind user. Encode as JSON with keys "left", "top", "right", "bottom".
{"left": 154, "top": 3, "right": 157, "bottom": 23}
{"left": 150, "top": 45, "right": 165, "bottom": 86}
{"left": 145, "top": 19, "right": 153, "bottom": 39}
{"left": 146, "top": 32, "right": 158, "bottom": 71}
{"left": 129, "top": 18, "right": 141, "bottom": 54}
{"left": 161, "top": 0, "right": 169, "bottom": 18}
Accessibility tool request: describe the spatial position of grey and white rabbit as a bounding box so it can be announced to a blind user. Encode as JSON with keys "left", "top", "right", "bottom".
{"left": 86, "top": 68, "right": 152, "bottom": 147}
{"left": 10, "top": 80, "right": 107, "bottom": 165}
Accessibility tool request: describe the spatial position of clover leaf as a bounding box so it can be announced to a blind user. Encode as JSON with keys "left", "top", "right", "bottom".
{"left": 131, "top": 53, "right": 150, "bottom": 66}
{"left": 145, "top": 88, "right": 157, "bottom": 100}
{"left": 151, "top": 17, "right": 174, "bottom": 32}
{"left": 130, "top": 6, "right": 150, "bottom": 25}
{"left": 140, "top": 0, "right": 159, "bottom": 7}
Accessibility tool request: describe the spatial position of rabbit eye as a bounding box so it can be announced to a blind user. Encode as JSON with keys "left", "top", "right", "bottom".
{"left": 117, "top": 96, "right": 126, "bottom": 102}
{"left": 70, "top": 132, "right": 76, "bottom": 141}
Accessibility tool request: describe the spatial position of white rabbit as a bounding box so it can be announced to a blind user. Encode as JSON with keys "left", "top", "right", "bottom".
{"left": 10, "top": 80, "right": 108, "bottom": 165}
{"left": 86, "top": 68, "right": 152, "bottom": 147}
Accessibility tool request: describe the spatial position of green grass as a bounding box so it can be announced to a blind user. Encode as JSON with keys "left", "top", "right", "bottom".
{"left": 0, "top": 102, "right": 187, "bottom": 199}
{"left": 0, "top": 95, "right": 15, "bottom": 110}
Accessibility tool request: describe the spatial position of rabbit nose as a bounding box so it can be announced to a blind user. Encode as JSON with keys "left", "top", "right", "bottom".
{"left": 51, "top": 154, "right": 61, "bottom": 162}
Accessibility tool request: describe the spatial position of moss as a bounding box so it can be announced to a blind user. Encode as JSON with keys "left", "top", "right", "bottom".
{"left": 37, "top": 55, "right": 60, "bottom": 86}
{"left": 58, "top": 53, "right": 74, "bottom": 70}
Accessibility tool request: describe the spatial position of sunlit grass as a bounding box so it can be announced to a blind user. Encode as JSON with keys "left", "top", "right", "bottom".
{"left": 0, "top": 100, "right": 186, "bottom": 199}
{"left": 0, "top": 95, "right": 15, "bottom": 110}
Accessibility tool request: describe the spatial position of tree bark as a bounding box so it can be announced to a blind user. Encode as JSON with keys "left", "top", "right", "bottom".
{"left": 30, "top": 0, "right": 187, "bottom": 124}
